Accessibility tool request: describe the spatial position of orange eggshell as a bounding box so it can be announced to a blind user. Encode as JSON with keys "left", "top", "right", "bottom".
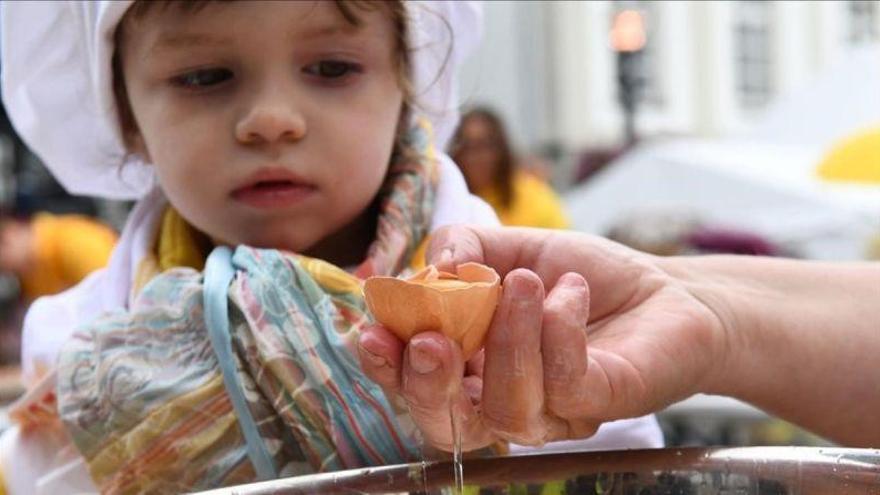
{"left": 364, "top": 263, "right": 501, "bottom": 360}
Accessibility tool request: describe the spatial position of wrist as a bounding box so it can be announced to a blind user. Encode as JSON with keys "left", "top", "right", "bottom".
{"left": 656, "top": 255, "right": 763, "bottom": 399}
{"left": 658, "top": 255, "right": 880, "bottom": 445}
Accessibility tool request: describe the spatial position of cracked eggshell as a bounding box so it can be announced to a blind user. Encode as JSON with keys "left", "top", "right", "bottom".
{"left": 364, "top": 263, "right": 501, "bottom": 360}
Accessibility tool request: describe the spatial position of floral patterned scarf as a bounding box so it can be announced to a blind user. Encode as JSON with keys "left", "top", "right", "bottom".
{"left": 56, "top": 122, "right": 438, "bottom": 493}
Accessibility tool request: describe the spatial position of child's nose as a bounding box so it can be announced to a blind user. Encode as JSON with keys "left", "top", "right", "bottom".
{"left": 235, "top": 100, "right": 306, "bottom": 145}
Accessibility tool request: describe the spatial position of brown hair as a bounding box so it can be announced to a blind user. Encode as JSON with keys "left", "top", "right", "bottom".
{"left": 451, "top": 107, "right": 515, "bottom": 208}
{"left": 112, "top": 0, "right": 413, "bottom": 155}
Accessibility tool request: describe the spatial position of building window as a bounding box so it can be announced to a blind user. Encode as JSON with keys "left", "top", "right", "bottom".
{"left": 848, "top": 1, "right": 879, "bottom": 43}
{"left": 734, "top": 1, "right": 773, "bottom": 109}
{"left": 611, "top": 1, "right": 663, "bottom": 107}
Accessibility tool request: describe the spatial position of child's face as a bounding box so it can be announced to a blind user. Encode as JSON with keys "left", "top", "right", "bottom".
{"left": 118, "top": 1, "right": 403, "bottom": 254}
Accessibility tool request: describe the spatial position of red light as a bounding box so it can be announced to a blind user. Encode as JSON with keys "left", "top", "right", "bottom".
{"left": 610, "top": 10, "right": 646, "bottom": 52}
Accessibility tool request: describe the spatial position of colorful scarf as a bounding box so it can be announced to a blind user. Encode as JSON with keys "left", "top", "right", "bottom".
{"left": 56, "top": 122, "right": 438, "bottom": 493}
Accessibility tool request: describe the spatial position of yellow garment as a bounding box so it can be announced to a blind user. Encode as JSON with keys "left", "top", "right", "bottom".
{"left": 478, "top": 171, "right": 569, "bottom": 229}
{"left": 132, "top": 208, "right": 213, "bottom": 296}
{"left": 157, "top": 208, "right": 212, "bottom": 272}
{"left": 136, "top": 207, "right": 431, "bottom": 296}
{"left": 19, "top": 213, "right": 117, "bottom": 301}
{"left": 816, "top": 127, "right": 880, "bottom": 184}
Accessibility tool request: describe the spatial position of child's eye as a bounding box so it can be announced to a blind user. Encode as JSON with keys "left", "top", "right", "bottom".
{"left": 302, "top": 60, "right": 362, "bottom": 80}
{"left": 170, "top": 68, "right": 233, "bottom": 89}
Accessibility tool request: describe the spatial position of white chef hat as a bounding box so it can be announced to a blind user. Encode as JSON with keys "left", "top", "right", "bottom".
{"left": 1, "top": 1, "right": 482, "bottom": 200}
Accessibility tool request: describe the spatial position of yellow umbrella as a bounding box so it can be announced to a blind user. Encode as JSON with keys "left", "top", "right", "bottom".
{"left": 816, "top": 126, "right": 880, "bottom": 184}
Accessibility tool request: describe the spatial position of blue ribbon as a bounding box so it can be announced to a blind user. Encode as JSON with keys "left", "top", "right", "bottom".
{"left": 203, "top": 246, "right": 277, "bottom": 481}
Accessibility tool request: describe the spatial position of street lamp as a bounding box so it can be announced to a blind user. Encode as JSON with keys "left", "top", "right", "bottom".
{"left": 610, "top": 9, "right": 646, "bottom": 148}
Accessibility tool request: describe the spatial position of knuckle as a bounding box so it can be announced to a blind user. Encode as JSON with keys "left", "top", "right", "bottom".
{"left": 402, "top": 381, "right": 445, "bottom": 410}
{"left": 542, "top": 308, "right": 574, "bottom": 334}
{"left": 547, "top": 397, "right": 587, "bottom": 420}
{"left": 544, "top": 299, "right": 586, "bottom": 331}
{"left": 542, "top": 346, "right": 587, "bottom": 389}
{"left": 483, "top": 410, "right": 545, "bottom": 446}
{"left": 543, "top": 354, "right": 576, "bottom": 383}
{"left": 546, "top": 387, "right": 590, "bottom": 419}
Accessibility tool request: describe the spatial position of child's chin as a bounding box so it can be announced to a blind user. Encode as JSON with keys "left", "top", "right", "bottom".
{"left": 208, "top": 221, "right": 325, "bottom": 254}
{"left": 236, "top": 233, "right": 313, "bottom": 254}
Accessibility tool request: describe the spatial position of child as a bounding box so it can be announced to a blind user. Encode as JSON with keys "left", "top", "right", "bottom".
{"left": 0, "top": 1, "right": 662, "bottom": 493}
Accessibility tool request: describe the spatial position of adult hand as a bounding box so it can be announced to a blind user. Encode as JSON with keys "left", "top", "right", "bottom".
{"left": 358, "top": 225, "right": 729, "bottom": 451}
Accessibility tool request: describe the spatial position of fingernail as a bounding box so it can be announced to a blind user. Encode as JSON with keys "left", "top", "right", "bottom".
{"left": 408, "top": 339, "right": 442, "bottom": 374}
{"left": 509, "top": 272, "right": 541, "bottom": 299}
{"left": 559, "top": 272, "right": 586, "bottom": 289}
{"left": 359, "top": 344, "right": 388, "bottom": 368}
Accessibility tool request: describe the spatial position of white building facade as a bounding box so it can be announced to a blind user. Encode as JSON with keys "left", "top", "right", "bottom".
{"left": 459, "top": 0, "right": 880, "bottom": 152}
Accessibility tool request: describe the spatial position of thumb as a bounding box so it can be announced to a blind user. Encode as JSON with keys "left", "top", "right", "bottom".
{"left": 426, "top": 224, "right": 488, "bottom": 273}
{"left": 427, "top": 225, "right": 553, "bottom": 278}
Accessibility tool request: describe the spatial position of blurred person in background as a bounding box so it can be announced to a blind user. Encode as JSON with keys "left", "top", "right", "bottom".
{"left": 451, "top": 107, "right": 570, "bottom": 229}
{"left": 0, "top": 210, "right": 117, "bottom": 303}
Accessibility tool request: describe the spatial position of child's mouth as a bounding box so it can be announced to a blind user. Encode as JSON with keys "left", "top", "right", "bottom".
{"left": 232, "top": 173, "right": 317, "bottom": 210}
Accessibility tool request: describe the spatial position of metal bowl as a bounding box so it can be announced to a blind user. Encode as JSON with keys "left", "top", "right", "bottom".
{"left": 196, "top": 447, "right": 880, "bottom": 494}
